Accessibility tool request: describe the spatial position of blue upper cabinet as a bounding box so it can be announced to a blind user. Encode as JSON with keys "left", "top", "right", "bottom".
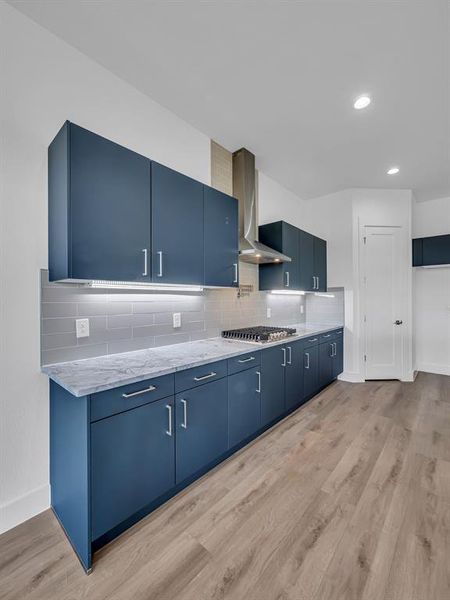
{"left": 259, "top": 221, "right": 327, "bottom": 292}
{"left": 314, "top": 236, "right": 327, "bottom": 292}
{"left": 204, "top": 186, "right": 239, "bottom": 287}
{"left": 413, "top": 234, "right": 450, "bottom": 267}
{"left": 151, "top": 162, "right": 204, "bottom": 285}
{"left": 48, "top": 122, "right": 151, "bottom": 282}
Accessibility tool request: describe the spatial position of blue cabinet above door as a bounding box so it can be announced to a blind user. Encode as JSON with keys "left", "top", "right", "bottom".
{"left": 151, "top": 162, "right": 204, "bottom": 285}
{"left": 48, "top": 122, "right": 151, "bottom": 282}
{"left": 204, "top": 186, "right": 239, "bottom": 287}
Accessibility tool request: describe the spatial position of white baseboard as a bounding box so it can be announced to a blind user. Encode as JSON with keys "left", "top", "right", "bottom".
{"left": 0, "top": 484, "right": 50, "bottom": 535}
{"left": 338, "top": 371, "right": 365, "bottom": 383}
{"left": 401, "top": 371, "right": 416, "bottom": 382}
{"left": 416, "top": 363, "right": 450, "bottom": 377}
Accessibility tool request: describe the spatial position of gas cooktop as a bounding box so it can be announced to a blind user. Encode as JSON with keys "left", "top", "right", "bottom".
{"left": 221, "top": 325, "right": 296, "bottom": 344}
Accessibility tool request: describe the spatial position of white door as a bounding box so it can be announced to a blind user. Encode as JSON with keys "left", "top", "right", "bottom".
{"left": 363, "top": 226, "right": 404, "bottom": 379}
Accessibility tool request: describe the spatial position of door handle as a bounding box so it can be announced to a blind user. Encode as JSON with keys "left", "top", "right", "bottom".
{"left": 142, "top": 248, "right": 148, "bottom": 277}
{"left": 193, "top": 372, "right": 217, "bottom": 381}
{"left": 287, "top": 346, "right": 292, "bottom": 365}
{"left": 157, "top": 250, "right": 163, "bottom": 277}
{"left": 180, "top": 399, "right": 187, "bottom": 429}
{"left": 304, "top": 352, "right": 310, "bottom": 369}
{"left": 282, "top": 348, "right": 286, "bottom": 367}
{"left": 165, "top": 404, "right": 172, "bottom": 436}
{"left": 233, "top": 263, "right": 238, "bottom": 284}
{"left": 394, "top": 320, "right": 403, "bottom": 325}
{"left": 122, "top": 385, "right": 156, "bottom": 398}
{"left": 238, "top": 356, "right": 255, "bottom": 363}
{"left": 285, "top": 271, "right": 290, "bottom": 287}
{"left": 256, "top": 371, "right": 261, "bottom": 393}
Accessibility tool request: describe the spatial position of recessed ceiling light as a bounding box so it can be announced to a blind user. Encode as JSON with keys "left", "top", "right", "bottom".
{"left": 354, "top": 95, "right": 371, "bottom": 110}
{"left": 387, "top": 167, "right": 400, "bottom": 175}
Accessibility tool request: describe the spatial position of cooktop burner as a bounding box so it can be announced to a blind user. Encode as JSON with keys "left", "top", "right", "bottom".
{"left": 222, "top": 325, "right": 296, "bottom": 343}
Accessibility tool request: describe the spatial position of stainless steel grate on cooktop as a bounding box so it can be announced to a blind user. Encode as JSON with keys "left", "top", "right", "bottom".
{"left": 221, "top": 325, "right": 296, "bottom": 343}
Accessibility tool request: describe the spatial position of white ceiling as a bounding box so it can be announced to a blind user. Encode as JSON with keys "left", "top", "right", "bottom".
{"left": 8, "top": 0, "right": 450, "bottom": 202}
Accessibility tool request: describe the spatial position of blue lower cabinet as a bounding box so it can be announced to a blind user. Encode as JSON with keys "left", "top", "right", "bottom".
{"left": 319, "top": 342, "right": 334, "bottom": 389}
{"left": 91, "top": 397, "right": 175, "bottom": 540}
{"left": 303, "top": 345, "right": 319, "bottom": 399}
{"left": 260, "top": 345, "right": 286, "bottom": 426}
{"left": 175, "top": 378, "right": 228, "bottom": 484}
{"left": 228, "top": 367, "right": 261, "bottom": 448}
{"left": 333, "top": 334, "right": 344, "bottom": 378}
{"left": 285, "top": 340, "right": 304, "bottom": 410}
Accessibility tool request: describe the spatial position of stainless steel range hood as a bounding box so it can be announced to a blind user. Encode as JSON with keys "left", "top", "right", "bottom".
{"left": 232, "top": 148, "right": 291, "bottom": 264}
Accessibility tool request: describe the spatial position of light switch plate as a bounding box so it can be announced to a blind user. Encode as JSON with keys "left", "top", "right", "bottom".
{"left": 266, "top": 307, "right": 271, "bottom": 318}
{"left": 300, "top": 305, "right": 304, "bottom": 314}
{"left": 76, "top": 318, "right": 89, "bottom": 338}
{"left": 173, "top": 313, "right": 181, "bottom": 328}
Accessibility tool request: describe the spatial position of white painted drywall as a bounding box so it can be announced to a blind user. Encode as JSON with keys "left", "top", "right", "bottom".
{"left": 412, "top": 197, "right": 450, "bottom": 375}
{"left": 0, "top": 3, "right": 212, "bottom": 533}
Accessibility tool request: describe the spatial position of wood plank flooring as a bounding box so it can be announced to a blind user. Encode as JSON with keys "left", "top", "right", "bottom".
{"left": 1, "top": 372, "right": 449, "bottom": 600}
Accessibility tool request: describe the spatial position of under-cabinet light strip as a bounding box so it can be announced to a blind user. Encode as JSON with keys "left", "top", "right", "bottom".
{"left": 88, "top": 280, "right": 204, "bottom": 292}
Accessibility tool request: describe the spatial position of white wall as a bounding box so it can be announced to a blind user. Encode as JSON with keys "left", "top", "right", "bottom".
{"left": 412, "top": 197, "right": 450, "bottom": 375}
{"left": 0, "top": 3, "right": 213, "bottom": 534}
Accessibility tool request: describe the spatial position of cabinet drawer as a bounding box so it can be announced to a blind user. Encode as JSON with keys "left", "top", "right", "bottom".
{"left": 90, "top": 374, "right": 174, "bottom": 422}
{"left": 303, "top": 335, "right": 319, "bottom": 348}
{"left": 319, "top": 331, "right": 334, "bottom": 343}
{"left": 228, "top": 351, "right": 261, "bottom": 375}
{"left": 175, "top": 360, "right": 227, "bottom": 393}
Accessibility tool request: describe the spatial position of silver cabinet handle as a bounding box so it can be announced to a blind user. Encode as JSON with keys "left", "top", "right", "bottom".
{"left": 317, "top": 276, "right": 320, "bottom": 290}
{"left": 180, "top": 399, "right": 187, "bottom": 429}
{"left": 330, "top": 343, "right": 334, "bottom": 357}
{"left": 308, "top": 338, "right": 318, "bottom": 343}
{"left": 238, "top": 356, "right": 255, "bottom": 363}
{"left": 287, "top": 346, "right": 292, "bottom": 365}
{"left": 122, "top": 385, "right": 156, "bottom": 399}
{"left": 233, "top": 263, "right": 238, "bottom": 284}
{"left": 193, "top": 371, "right": 217, "bottom": 382}
{"left": 285, "top": 271, "right": 290, "bottom": 287}
{"left": 282, "top": 348, "right": 286, "bottom": 367}
{"left": 142, "top": 248, "right": 148, "bottom": 277}
{"left": 256, "top": 371, "right": 261, "bottom": 393}
{"left": 312, "top": 276, "right": 315, "bottom": 289}
{"left": 305, "top": 352, "right": 310, "bottom": 369}
{"left": 157, "top": 250, "right": 163, "bottom": 277}
{"left": 323, "top": 334, "right": 331, "bottom": 338}
{"left": 165, "top": 404, "right": 172, "bottom": 436}
{"left": 334, "top": 342, "right": 337, "bottom": 356}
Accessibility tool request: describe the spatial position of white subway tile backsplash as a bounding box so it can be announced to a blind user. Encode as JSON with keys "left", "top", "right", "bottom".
{"left": 40, "top": 268, "right": 307, "bottom": 365}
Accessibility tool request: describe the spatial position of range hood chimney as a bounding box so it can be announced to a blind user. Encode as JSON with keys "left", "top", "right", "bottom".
{"left": 232, "top": 148, "right": 291, "bottom": 264}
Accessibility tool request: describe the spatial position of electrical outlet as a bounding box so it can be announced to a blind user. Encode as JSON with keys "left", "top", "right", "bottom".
{"left": 267, "top": 307, "right": 271, "bottom": 318}
{"left": 300, "top": 305, "right": 304, "bottom": 314}
{"left": 173, "top": 312, "right": 181, "bottom": 328}
{"left": 76, "top": 318, "right": 89, "bottom": 338}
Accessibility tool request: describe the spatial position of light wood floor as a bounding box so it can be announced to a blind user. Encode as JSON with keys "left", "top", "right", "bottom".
{"left": 1, "top": 372, "right": 449, "bottom": 600}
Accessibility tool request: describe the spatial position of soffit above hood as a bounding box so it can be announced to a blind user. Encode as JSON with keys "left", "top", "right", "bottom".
{"left": 232, "top": 148, "right": 291, "bottom": 264}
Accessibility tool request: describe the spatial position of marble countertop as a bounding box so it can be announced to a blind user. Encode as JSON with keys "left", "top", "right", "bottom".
{"left": 42, "top": 322, "right": 343, "bottom": 397}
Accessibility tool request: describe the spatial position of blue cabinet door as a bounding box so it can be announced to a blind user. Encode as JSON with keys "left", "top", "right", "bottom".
{"left": 91, "top": 396, "right": 175, "bottom": 540}
{"left": 228, "top": 367, "right": 261, "bottom": 447}
{"left": 69, "top": 123, "right": 151, "bottom": 282}
{"left": 299, "top": 230, "right": 315, "bottom": 291}
{"left": 260, "top": 345, "right": 286, "bottom": 426}
{"left": 318, "top": 342, "right": 334, "bottom": 389}
{"left": 175, "top": 378, "right": 228, "bottom": 484}
{"left": 204, "top": 186, "right": 239, "bottom": 287}
{"left": 314, "top": 237, "right": 327, "bottom": 292}
{"left": 333, "top": 335, "right": 344, "bottom": 379}
{"left": 303, "top": 345, "right": 319, "bottom": 399}
{"left": 151, "top": 162, "right": 204, "bottom": 285}
{"left": 285, "top": 340, "right": 304, "bottom": 410}
{"left": 281, "top": 222, "right": 300, "bottom": 290}
{"left": 422, "top": 234, "right": 450, "bottom": 266}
